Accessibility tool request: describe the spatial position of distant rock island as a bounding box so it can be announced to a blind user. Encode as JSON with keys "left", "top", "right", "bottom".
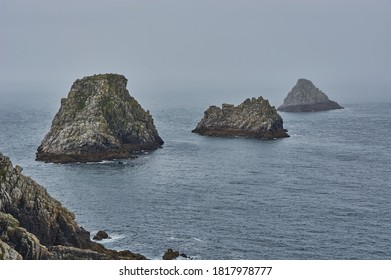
{"left": 0, "top": 152, "right": 146, "bottom": 259}
{"left": 36, "top": 74, "right": 163, "bottom": 163}
{"left": 192, "top": 97, "right": 289, "bottom": 139}
{"left": 278, "top": 79, "right": 343, "bottom": 112}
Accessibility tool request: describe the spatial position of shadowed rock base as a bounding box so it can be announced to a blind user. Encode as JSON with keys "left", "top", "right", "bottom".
{"left": 278, "top": 101, "right": 344, "bottom": 112}
{"left": 192, "top": 127, "right": 289, "bottom": 139}
{"left": 36, "top": 142, "right": 163, "bottom": 163}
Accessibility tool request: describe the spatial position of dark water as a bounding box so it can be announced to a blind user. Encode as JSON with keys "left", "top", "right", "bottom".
{"left": 0, "top": 92, "right": 390, "bottom": 259}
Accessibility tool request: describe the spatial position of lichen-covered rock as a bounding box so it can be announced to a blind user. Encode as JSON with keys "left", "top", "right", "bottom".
{"left": 192, "top": 97, "right": 289, "bottom": 139}
{"left": 1, "top": 153, "right": 93, "bottom": 249}
{"left": 278, "top": 79, "right": 344, "bottom": 112}
{"left": 36, "top": 73, "right": 163, "bottom": 163}
{"left": 0, "top": 152, "right": 146, "bottom": 259}
{"left": 0, "top": 239, "right": 23, "bottom": 260}
{"left": 0, "top": 211, "right": 51, "bottom": 259}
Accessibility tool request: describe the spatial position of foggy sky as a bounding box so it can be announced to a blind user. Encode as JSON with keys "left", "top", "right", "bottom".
{"left": 1, "top": 0, "right": 390, "bottom": 104}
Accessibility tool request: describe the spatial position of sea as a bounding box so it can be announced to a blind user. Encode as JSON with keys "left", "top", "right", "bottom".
{"left": 0, "top": 91, "right": 390, "bottom": 260}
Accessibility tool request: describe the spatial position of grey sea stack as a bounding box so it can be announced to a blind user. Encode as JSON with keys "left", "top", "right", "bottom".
{"left": 278, "top": 79, "right": 343, "bottom": 112}
{"left": 36, "top": 73, "right": 163, "bottom": 163}
{"left": 0, "top": 152, "right": 146, "bottom": 259}
{"left": 192, "top": 97, "right": 289, "bottom": 139}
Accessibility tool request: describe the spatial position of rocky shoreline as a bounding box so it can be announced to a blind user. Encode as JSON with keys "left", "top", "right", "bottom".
{"left": 1, "top": 152, "right": 146, "bottom": 260}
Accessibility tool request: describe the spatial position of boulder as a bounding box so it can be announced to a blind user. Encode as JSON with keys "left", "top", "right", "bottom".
{"left": 163, "top": 248, "right": 180, "bottom": 260}
{"left": 93, "top": 230, "right": 110, "bottom": 241}
{"left": 192, "top": 97, "right": 289, "bottom": 139}
{"left": 278, "top": 79, "right": 344, "bottom": 112}
{"left": 36, "top": 73, "right": 163, "bottom": 163}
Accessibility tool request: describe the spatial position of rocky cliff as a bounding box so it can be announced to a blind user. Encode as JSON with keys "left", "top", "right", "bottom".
{"left": 36, "top": 73, "right": 163, "bottom": 163}
{"left": 0, "top": 152, "right": 146, "bottom": 259}
{"left": 278, "top": 79, "right": 343, "bottom": 112}
{"left": 192, "top": 97, "right": 289, "bottom": 139}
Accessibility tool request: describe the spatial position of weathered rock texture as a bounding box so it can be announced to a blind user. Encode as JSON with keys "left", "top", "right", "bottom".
{"left": 278, "top": 79, "right": 344, "bottom": 112}
{"left": 192, "top": 97, "right": 289, "bottom": 139}
{"left": 36, "top": 73, "right": 163, "bottom": 163}
{"left": 0, "top": 152, "right": 146, "bottom": 260}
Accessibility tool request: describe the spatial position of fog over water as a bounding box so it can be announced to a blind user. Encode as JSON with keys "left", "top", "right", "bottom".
{"left": 1, "top": 1, "right": 391, "bottom": 260}
{"left": 1, "top": 0, "right": 390, "bottom": 105}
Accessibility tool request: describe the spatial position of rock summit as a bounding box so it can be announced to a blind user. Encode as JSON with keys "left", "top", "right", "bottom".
{"left": 192, "top": 97, "right": 289, "bottom": 139}
{"left": 278, "top": 79, "right": 343, "bottom": 112}
{"left": 36, "top": 74, "right": 163, "bottom": 163}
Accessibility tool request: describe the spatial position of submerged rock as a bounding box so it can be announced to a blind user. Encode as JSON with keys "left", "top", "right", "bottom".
{"left": 163, "top": 248, "right": 180, "bottom": 260}
{"left": 278, "top": 79, "right": 343, "bottom": 112}
{"left": 36, "top": 73, "right": 163, "bottom": 163}
{"left": 0, "top": 152, "right": 146, "bottom": 260}
{"left": 162, "top": 248, "right": 193, "bottom": 260}
{"left": 192, "top": 97, "right": 289, "bottom": 139}
{"left": 93, "top": 230, "right": 110, "bottom": 241}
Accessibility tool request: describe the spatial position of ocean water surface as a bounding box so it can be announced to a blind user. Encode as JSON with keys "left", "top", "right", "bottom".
{"left": 0, "top": 92, "right": 390, "bottom": 259}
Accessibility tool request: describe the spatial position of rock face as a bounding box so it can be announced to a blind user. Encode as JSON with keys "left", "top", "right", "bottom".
{"left": 192, "top": 97, "right": 289, "bottom": 139}
{"left": 0, "top": 152, "right": 146, "bottom": 260}
{"left": 36, "top": 73, "right": 163, "bottom": 163}
{"left": 278, "top": 79, "right": 343, "bottom": 112}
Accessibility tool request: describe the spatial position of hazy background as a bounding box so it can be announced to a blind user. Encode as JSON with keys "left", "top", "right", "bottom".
{"left": 1, "top": 0, "right": 390, "bottom": 106}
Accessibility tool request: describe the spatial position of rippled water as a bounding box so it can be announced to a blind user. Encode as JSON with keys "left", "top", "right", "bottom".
{"left": 1, "top": 92, "right": 390, "bottom": 259}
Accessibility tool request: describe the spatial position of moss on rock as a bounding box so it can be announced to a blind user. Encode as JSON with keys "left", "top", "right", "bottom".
{"left": 192, "top": 96, "right": 289, "bottom": 139}
{"left": 36, "top": 74, "right": 163, "bottom": 163}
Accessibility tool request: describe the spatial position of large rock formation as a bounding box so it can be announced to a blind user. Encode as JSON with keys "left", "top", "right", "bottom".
{"left": 278, "top": 79, "right": 343, "bottom": 112}
{"left": 36, "top": 73, "right": 163, "bottom": 163}
{"left": 192, "top": 97, "right": 289, "bottom": 139}
{"left": 0, "top": 152, "right": 146, "bottom": 260}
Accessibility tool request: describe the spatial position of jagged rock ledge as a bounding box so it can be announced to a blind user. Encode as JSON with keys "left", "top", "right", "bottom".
{"left": 192, "top": 97, "right": 289, "bottom": 139}
{"left": 278, "top": 79, "right": 344, "bottom": 112}
{"left": 0, "top": 152, "right": 146, "bottom": 260}
{"left": 36, "top": 73, "right": 163, "bottom": 163}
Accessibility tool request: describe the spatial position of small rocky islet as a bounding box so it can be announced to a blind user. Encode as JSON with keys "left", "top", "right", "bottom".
{"left": 36, "top": 73, "right": 163, "bottom": 163}
{"left": 278, "top": 79, "right": 343, "bottom": 112}
{"left": 192, "top": 96, "right": 289, "bottom": 139}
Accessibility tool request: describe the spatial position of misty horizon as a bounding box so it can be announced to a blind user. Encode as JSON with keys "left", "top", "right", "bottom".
{"left": 1, "top": 0, "right": 390, "bottom": 104}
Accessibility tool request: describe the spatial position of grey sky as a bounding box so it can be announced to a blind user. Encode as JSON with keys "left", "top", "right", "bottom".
{"left": 1, "top": 0, "right": 390, "bottom": 104}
